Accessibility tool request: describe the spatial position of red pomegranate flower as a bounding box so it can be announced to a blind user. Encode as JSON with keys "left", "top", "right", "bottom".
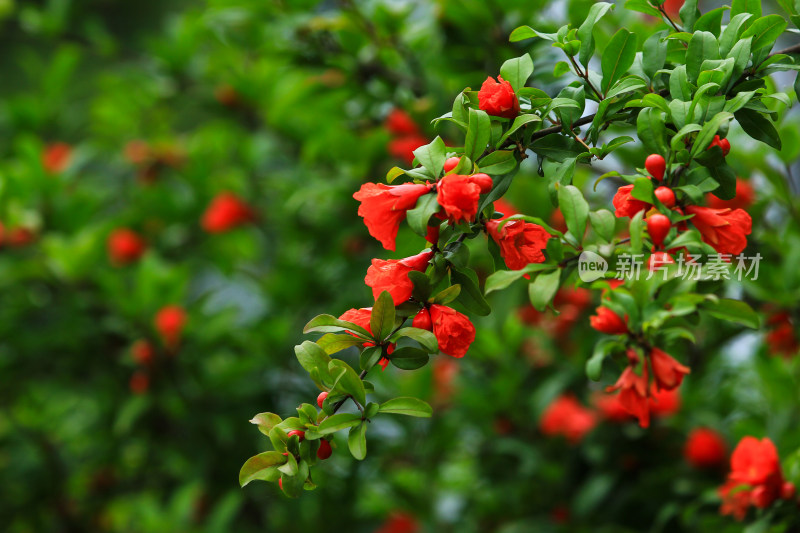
{"left": 414, "top": 304, "right": 475, "bottom": 358}
{"left": 612, "top": 184, "right": 650, "bottom": 219}
{"left": 201, "top": 192, "right": 255, "bottom": 233}
{"left": 649, "top": 347, "right": 690, "bottom": 390}
{"left": 364, "top": 250, "right": 433, "bottom": 306}
{"left": 539, "top": 395, "right": 597, "bottom": 444}
{"left": 437, "top": 174, "right": 482, "bottom": 224}
{"left": 155, "top": 305, "right": 187, "bottom": 350}
{"left": 485, "top": 218, "right": 552, "bottom": 270}
{"left": 42, "top": 142, "right": 72, "bottom": 174}
{"left": 684, "top": 428, "right": 727, "bottom": 469}
{"left": 108, "top": 228, "right": 147, "bottom": 265}
{"left": 353, "top": 182, "right": 433, "bottom": 250}
{"left": 589, "top": 306, "right": 628, "bottom": 335}
{"left": 685, "top": 205, "right": 752, "bottom": 255}
{"left": 478, "top": 76, "right": 520, "bottom": 119}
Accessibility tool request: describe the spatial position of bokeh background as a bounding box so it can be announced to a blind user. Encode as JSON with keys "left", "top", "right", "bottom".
{"left": 2, "top": 0, "right": 799, "bottom": 532}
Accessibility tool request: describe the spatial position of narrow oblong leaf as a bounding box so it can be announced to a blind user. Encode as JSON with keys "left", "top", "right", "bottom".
{"left": 317, "top": 413, "right": 363, "bottom": 435}
{"left": 379, "top": 397, "right": 433, "bottom": 417}
{"left": 601, "top": 29, "right": 638, "bottom": 94}
{"left": 370, "top": 290, "right": 396, "bottom": 342}
{"left": 389, "top": 327, "right": 438, "bottom": 353}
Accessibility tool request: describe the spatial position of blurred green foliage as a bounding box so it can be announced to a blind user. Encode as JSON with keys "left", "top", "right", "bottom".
{"left": 1, "top": 0, "right": 799, "bottom": 532}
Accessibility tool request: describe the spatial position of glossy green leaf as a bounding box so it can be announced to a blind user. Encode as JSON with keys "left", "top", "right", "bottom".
{"left": 348, "top": 423, "right": 367, "bottom": 460}
{"left": 379, "top": 397, "right": 433, "bottom": 417}
{"left": 601, "top": 29, "right": 638, "bottom": 94}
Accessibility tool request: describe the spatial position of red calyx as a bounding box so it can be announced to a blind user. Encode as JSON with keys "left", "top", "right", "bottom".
{"left": 645, "top": 154, "right": 666, "bottom": 181}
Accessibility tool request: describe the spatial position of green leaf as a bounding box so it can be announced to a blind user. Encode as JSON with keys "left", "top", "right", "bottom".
{"left": 679, "top": 0, "right": 701, "bottom": 32}
{"left": 317, "top": 413, "right": 362, "bottom": 435}
{"left": 691, "top": 112, "right": 735, "bottom": 156}
{"left": 370, "top": 290, "right": 396, "bottom": 342}
{"left": 316, "top": 333, "right": 366, "bottom": 355}
{"left": 642, "top": 31, "right": 668, "bottom": 80}
{"left": 586, "top": 339, "right": 620, "bottom": 381}
{"left": 578, "top": 2, "right": 615, "bottom": 66}
{"left": 249, "top": 412, "right": 282, "bottom": 436}
{"left": 694, "top": 7, "right": 728, "bottom": 37}
{"left": 450, "top": 266, "right": 491, "bottom": 316}
{"left": 686, "top": 32, "right": 720, "bottom": 82}
{"left": 430, "top": 284, "right": 461, "bottom": 305}
{"left": 478, "top": 150, "right": 518, "bottom": 174}
{"left": 279, "top": 461, "right": 308, "bottom": 498}
{"left": 239, "top": 451, "right": 286, "bottom": 487}
{"left": 509, "top": 26, "right": 538, "bottom": 42}
{"left": 348, "top": 423, "right": 367, "bottom": 460}
{"left": 500, "top": 53, "right": 534, "bottom": 91}
{"left": 388, "top": 347, "right": 430, "bottom": 370}
{"left": 406, "top": 193, "right": 440, "bottom": 237}
{"left": 528, "top": 268, "right": 561, "bottom": 312}
{"left": 295, "top": 341, "right": 333, "bottom": 389}
{"left": 629, "top": 210, "right": 645, "bottom": 254}
{"left": 465, "top": 108, "right": 491, "bottom": 162}
{"left": 379, "top": 397, "right": 433, "bottom": 417}
{"left": 484, "top": 264, "right": 556, "bottom": 294}
{"left": 741, "top": 15, "right": 788, "bottom": 52}
{"left": 731, "top": 0, "right": 761, "bottom": 22}
{"left": 720, "top": 13, "right": 754, "bottom": 56}
{"left": 303, "top": 314, "right": 372, "bottom": 338}
{"left": 328, "top": 359, "right": 366, "bottom": 406}
{"left": 589, "top": 209, "right": 616, "bottom": 242}
{"left": 530, "top": 135, "right": 587, "bottom": 163}
{"left": 496, "top": 115, "right": 541, "bottom": 147}
{"left": 412, "top": 136, "right": 447, "bottom": 176}
{"left": 735, "top": 108, "right": 782, "bottom": 149}
{"left": 701, "top": 298, "right": 760, "bottom": 328}
{"left": 557, "top": 185, "right": 589, "bottom": 244}
{"left": 625, "top": 0, "right": 661, "bottom": 17}
{"left": 601, "top": 29, "right": 638, "bottom": 95}
{"left": 605, "top": 76, "right": 647, "bottom": 100}
{"left": 631, "top": 177, "right": 655, "bottom": 203}
{"left": 360, "top": 346, "right": 383, "bottom": 371}
{"left": 389, "top": 327, "right": 438, "bottom": 353}
{"left": 637, "top": 108, "right": 667, "bottom": 154}
{"left": 669, "top": 65, "right": 691, "bottom": 101}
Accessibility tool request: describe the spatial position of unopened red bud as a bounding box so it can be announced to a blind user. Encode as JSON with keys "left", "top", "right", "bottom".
{"left": 720, "top": 138, "right": 731, "bottom": 156}
{"left": 645, "top": 154, "right": 666, "bottom": 181}
{"left": 470, "top": 173, "right": 493, "bottom": 193}
{"left": 647, "top": 214, "right": 671, "bottom": 247}
{"left": 654, "top": 186, "right": 676, "bottom": 208}
{"left": 425, "top": 223, "right": 440, "bottom": 245}
{"left": 782, "top": 481, "right": 796, "bottom": 500}
{"left": 412, "top": 308, "right": 433, "bottom": 331}
{"left": 278, "top": 478, "right": 283, "bottom": 490}
{"left": 647, "top": 251, "right": 675, "bottom": 272}
{"left": 443, "top": 157, "right": 461, "bottom": 173}
{"left": 317, "top": 439, "right": 332, "bottom": 460}
{"left": 287, "top": 430, "right": 305, "bottom": 441}
{"left": 317, "top": 391, "right": 328, "bottom": 408}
